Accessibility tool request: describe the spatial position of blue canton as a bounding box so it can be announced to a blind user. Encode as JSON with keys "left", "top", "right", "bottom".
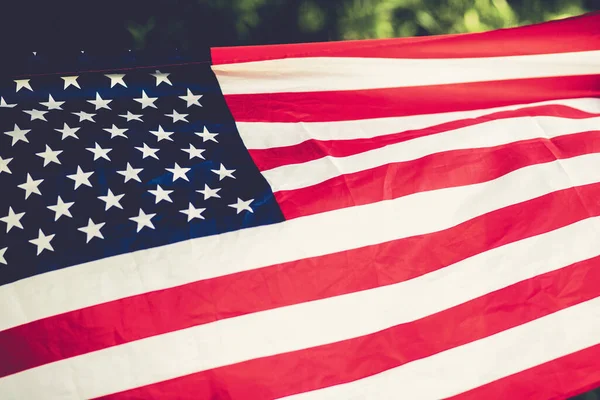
{"left": 0, "top": 61, "right": 284, "bottom": 286}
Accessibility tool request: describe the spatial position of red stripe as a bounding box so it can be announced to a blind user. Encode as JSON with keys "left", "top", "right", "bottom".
{"left": 99, "top": 256, "right": 600, "bottom": 400}
{"left": 450, "top": 345, "right": 600, "bottom": 400}
{"left": 250, "top": 105, "right": 600, "bottom": 171}
{"left": 211, "top": 13, "right": 600, "bottom": 64}
{"left": 3, "top": 182, "right": 600, "bottom": 377}
{"left": 225, "top": 75, "right": 600, "bottom": 122}
{"left": 276, "top": 130, "right": 600, "bottom": 219}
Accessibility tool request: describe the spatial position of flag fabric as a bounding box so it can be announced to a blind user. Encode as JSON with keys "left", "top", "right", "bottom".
{"left": 1, "top": 12, "right": 600, "bottom": 399}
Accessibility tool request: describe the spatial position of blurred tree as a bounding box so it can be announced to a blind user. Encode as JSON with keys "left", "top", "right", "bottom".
{"left": 125, "top": 0, "right": 599, "bottom": 49}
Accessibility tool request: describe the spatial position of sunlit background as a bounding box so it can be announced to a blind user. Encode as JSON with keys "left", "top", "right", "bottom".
{"left": 125, "top": 0, "right": 599, "bottom": 49}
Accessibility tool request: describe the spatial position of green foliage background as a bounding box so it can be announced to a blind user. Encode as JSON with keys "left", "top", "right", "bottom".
{"left": 126, "top": 0, "right": 599, "bottom": 49}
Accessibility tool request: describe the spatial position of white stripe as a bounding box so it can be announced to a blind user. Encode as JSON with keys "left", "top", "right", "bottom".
{"left": 237, "top": 97, "right": 600, "bottom": 150}
{"left": 281, "top": 296, "right": 600, "bottom": 400}
{"left": 212, "top": 51, "right": 600, "bottom": 94}
{"left": 263, "top": 115, "right": 600, "bottom": 192}
{"left": 3, "top": 216, "right": 599, "bottom": 399}
{"left": 1, "top": 153, "right": 600, "bottom": 332}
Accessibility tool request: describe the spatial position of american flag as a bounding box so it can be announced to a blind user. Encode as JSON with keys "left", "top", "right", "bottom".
{"left": 1, "top": 12, "right": 600, "bottom": 399}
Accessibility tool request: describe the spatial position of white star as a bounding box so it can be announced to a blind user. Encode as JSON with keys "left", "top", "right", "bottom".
{"left": 72, "top": 111, "right": 96, "bottom": 122}
{"left": 62, "top": 76, "right": 81, "bottom": 89}
{"left": 117, "top": 163, "right": 143, "bottom": 183}
{"left": 134, "top": 90, "right": 158, "bottom": 109}
{"left": 67, "top": 166, "right": 94, "bottom": 189}
{"left": 36, "top": 145, "right": 62, "bottom": 166}
{"left": 105, "top": 73, "right": 127, "bottom": 88}
{"left": 166, "top": 163, "right": 190, "bottom": 182}
{"left": 40, "top": 94, "right": 64, "bottom": 110}
{"left": 151, "top": 70, "right": 172, "bottom": 86}
{"left": 86, "top": 142, "right": 112, "bottom": 161}
{"left": 29, "top": 229, "right": 55, "bottom": 255}
{"left": 148, "top": 185, "right": 173, "bottom": 204}
{"left": 98, "top": 189, "right": 124, "bottom": 210}
{"left": 0, "top": 207, "right": 25, "bottom": 232}
{"left": 165, "top": 109, "right": 188, "bottom": 123}
{"left": 103, "top": 124, "right": 128, "bottom": 139}
{"left": 4, "top": 124, "right": 30, "bottom": 145}
{"left": 195, "top": 127, "right": 219, "bottom": 143}
{"left": 119, "top": 111, "right": 143, "bottom": 122}
{"left": 15, "top": 79, "right": 32, "bottom": 92}
{"left": 78, "top": 218, "right": 105, "bottom": 242}
{"left": 135, "top": 143, "right": 160, "bottom": 160}
{"left": 196, "top": 184, "right": 221, "bottom": 200}
{"left": 0, "top": 156, "right": 12, "bottom": 174}
{"left": 87, "top": 92, "right": 112, "bottom": 110}
{"left": 55, "top": 123, "right": 80, "bottom": 140}
{"left": 0, "top": 97, "right": 16, "bottom": 108}
{"left": 179, "top": 89, "right": 202, "bottom": 107}
{"left": 18, "top": 173, "right": 43, "bottom": 199}
{"left": 150, "top": 125, "right": 174, "bottom": 142}
{"left": 47, "top": 196, "right": 74, "bottom": 221}
{"left": 211, "top": 163, "right": 235, "bottom": 180}
{"left": 179, "top": 203, "right": 206, "bottom": 221}
{"left": 228, "top": 198, "right": 254, "bottom": 214}
{"left": 129, "top": 209, "right": 156, "bottom": 232}
{"left": 0, "top": 247, "right": 6, "bottom": 265}
{"left": 181, "top": 144, "right": 205, "bottom": 160}
{"left": 23, "top": 109, "right": 48, "bottom": 121}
